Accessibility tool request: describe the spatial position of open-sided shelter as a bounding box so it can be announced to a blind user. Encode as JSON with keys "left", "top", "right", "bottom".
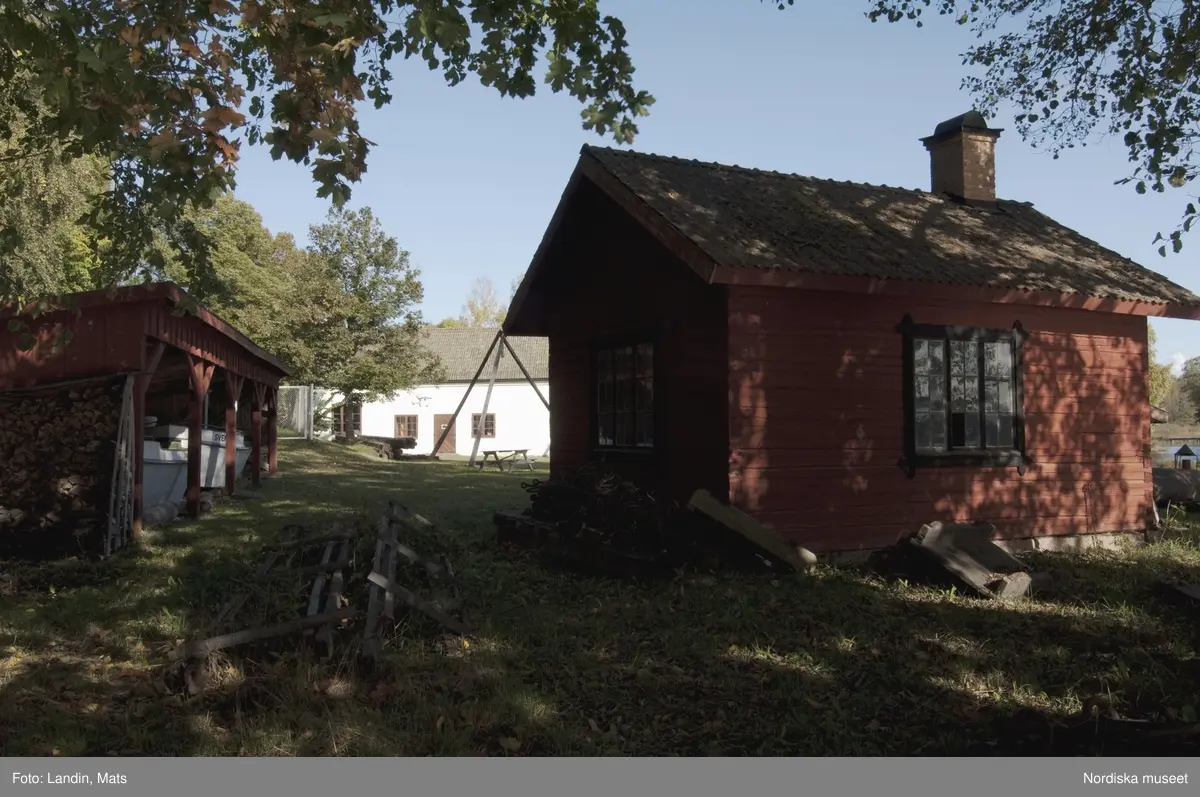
{"left": 504, "top": 112, "right": 1200, "bottom": 554}
{"left": 0, "top": 283, "right": 290, "bottom": 557}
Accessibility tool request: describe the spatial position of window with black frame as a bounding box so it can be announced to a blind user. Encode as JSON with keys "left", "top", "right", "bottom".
{"left": 595, "top": 343, "right": 654, "bottom": 448}
{"left": 900, "top": 317, "right": 1027, "bottom": 473}
{"left": 337, "top": 400, "right": 362, "bottom": 437}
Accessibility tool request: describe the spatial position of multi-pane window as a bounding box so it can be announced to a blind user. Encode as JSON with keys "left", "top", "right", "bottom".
{"left": 901, "top": 317, "right": 1026, "bottom": 472}
{"left": 913, "top": 337, "right": 1017, "bottom": 452}
{"left": 596, "top": 343, "right": 654, "bottom": 448}
{"left": 337, "top": 401, "right": 362, "bottom": 436}
{"left": 470, "top": 413, "right": 495, "bottom": 438}
{"left": 394, "top": 415, "right": 418, "bottom": 438}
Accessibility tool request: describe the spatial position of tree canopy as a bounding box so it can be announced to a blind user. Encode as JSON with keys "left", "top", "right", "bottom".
{"left": 151, "top": 195, "right": 441, "bottom": 401}
{"left": 828, "top": 0, "right": 1200, "bottom": 253}
{"left": 0, "top": 1, "right": 653, "bottom": 299}
{"left": 306, "top": 206, "right": 441, "bottom": 401}
{"left": 437, "top": 276, "right": 512, "bottom": 327}
{"left": 1149, "top": 325, "right": 1172, "bottom": 408}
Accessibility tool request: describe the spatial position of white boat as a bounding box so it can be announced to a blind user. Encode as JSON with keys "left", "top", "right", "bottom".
{"left": 142, "top": 441, "right": 188, "bottom": 508}
{"left": 145, "top": 424, "right": 253, "bottom": 491}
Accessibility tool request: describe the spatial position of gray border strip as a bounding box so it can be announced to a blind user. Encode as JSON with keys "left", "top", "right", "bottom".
{"left": 4, "top": 758, "right": 1194, "bottom": 797}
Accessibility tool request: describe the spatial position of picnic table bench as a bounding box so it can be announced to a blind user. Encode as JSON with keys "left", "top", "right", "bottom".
{"left": 476, "top": 449, "right": 535, "bottom": 473}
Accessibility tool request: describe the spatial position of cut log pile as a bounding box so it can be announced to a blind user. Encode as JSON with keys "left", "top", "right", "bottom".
{"left": 519, "top": 461, "right": 676, "bottom": 555}
{"left": 497, "top": 463, "right": 819, "bottom": 578}
{"left": 0, "top": 374, "right": 128, "bottom": 558}
{"left": 358, "top": 436, "right": 418, "bottom": 459}
{"left": 168, "top": 503, "right": 468, "bottom": 695}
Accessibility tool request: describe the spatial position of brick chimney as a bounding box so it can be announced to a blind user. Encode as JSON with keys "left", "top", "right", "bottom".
{"left": 920, "top": 111, "right": 1003, "bottom": 204}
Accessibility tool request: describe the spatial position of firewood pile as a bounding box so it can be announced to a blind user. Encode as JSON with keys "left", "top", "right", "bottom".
{"left": 167, "top": 502, "right": 468, "bottom": 695}
{"left": 0, "top": 374, "right": 128, "bottom": 558}
{"left": 519, "top": 462, "right": 680, "bottom": 556}
{"left": 504, "top": 465, "right": 821, "bottom": 577}
{"left": 358, "top": 435, "right": 418, "bottom": 459}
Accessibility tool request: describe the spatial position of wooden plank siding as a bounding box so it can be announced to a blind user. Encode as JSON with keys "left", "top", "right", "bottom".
{"left": 144, "top": 304, "right": 282, "bottom": 386}
{"left": 0, "top": 307, "right": 144, "bottom": 389}
{"left": 541, "top": 180, "right": 729, "bottom": 500}
{"left": 0, "top": 296, "right": 285, "bottom": 390}
{"left": 728, "top": 285, "right": 1153, "bottom": 552}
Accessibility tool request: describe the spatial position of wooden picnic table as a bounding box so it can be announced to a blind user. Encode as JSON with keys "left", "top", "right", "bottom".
{"left": 477, "top": 449, "right": 534, "bottom": 472}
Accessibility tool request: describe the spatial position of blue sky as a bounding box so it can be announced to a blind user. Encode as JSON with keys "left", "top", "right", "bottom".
{"left": 231, "top": 0, "right": 1198, "bottom": 370}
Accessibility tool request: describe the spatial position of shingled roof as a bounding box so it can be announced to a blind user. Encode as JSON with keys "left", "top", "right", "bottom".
{"left": 582, "top": 146, "right": 1200, "bottom": 307}
{"left": 419, "top": 327, "right": 548, "bottom": 383}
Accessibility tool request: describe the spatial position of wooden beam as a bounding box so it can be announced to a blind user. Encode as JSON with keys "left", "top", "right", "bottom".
{"left": 144, "top": 340, "right": 166, "bottom": 375}
{"left": 251, "top": 382, "right": 266, "bottom": 487}
{"left": 501, "top": 336, "right": 550, "bottom": 411}
{"left": 688, "top": 489, "right": 817, "bottom": 574}
{"left": 172, "top": 607, "right": 358, "bottom": 661}
{"left": 468, "top": 337, "right": 504, "bottom": 468}
{"left": 304, "top": 542, "right": 337, "bottom": 640}
{"left": 224, "top": 372, "right": 244, "bottom": 496}
{"left": 366, "top": 571, "right": 469, "bottom": 635}
{"left": 432, "top": 329, "right": 502, "bottom": 456}
{"left": 185, "top": 354, "right": 215, "bottom": 517}
{"left": 131, "top": 340, "right": 168, "bottom": 538}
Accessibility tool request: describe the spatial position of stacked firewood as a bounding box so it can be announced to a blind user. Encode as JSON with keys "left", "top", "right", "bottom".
{"left": 0, "top": 376, "right": 125, "bottom": 556}
{"left": 520, "top": 462, "right": 678, "bottom": 555}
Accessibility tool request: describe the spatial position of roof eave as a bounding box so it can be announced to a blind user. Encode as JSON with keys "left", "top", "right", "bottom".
{"left": 0, "top": 282, "right": 292, "bottom": 377}
{"left": 504, "top": 159, "right": 589, "bottom": 337}
{"left": 505, "top": 147, "right": 726, "bottom": 337}
{"left": 707, "top": 266, "right": 1200, "bottom": 319}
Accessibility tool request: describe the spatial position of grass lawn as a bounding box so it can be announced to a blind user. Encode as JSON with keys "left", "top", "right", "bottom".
{"left": 3, "top": 439, "right": 1200, "bottom": 756}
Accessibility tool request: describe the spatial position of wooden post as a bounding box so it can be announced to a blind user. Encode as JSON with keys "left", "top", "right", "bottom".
{"left": 251, "top": 382, "right": 266, "bottom": 487}
{"left": 186, "top": 355, "right": 215, "bottom": 517}
{"left": 501, "top": 336, "right": 550, "bottom": 411}
{"left": 132, "top": 340, "right": 166, "bottom": 539}
{"left": 267, "top": 385, "right": 278, "bottom": 476}
{"left": 224, "top": 372, "right": 244, "bottom": 496}
{"left": 468, "top": 339, "right": 504, "bottom": 468}
{"left": 432, "top": 328, "right": 503, "bottom": 457}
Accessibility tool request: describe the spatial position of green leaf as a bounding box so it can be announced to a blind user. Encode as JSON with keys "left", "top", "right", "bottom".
{"left": 312, "top": 12, "right": 352, "bottom": 27}
{"left": 6, "top": 319, "right": 23, "bottom": 332}
{"left": 76, "top": 48, "right": 105, "bottom": 73}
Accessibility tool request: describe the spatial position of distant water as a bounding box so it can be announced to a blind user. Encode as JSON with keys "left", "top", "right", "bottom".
{"left": 1153, "top": 444, "right": 1197, "bottom": 467}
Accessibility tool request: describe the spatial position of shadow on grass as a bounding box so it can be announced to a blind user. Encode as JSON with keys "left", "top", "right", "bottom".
{"left": 3, "top": 440, "right": 1200, "bottom": 756}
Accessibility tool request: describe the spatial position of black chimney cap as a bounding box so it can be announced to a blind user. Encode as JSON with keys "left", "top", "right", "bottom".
{"left": 921, "top": 110, "right": 1003, "bottom": 145}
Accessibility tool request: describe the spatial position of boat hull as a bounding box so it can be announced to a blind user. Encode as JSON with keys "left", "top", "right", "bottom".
{"left": 145, "top": 425, "right": 252, "bottom": 491}
{"left": 142, "top": 442, "right": 188, "bottom": 508}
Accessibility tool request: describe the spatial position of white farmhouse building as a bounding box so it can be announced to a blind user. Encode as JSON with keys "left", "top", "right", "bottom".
{"left": 350, "top": 327, "right": 549, "bottom": 457}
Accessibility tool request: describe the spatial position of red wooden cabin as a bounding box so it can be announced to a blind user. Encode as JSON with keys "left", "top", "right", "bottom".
{"left": 0, "top": 283, "right": 290, "bottom": 555}
{"left": 504, "top": 112, "right": 1200, "bottom": 554}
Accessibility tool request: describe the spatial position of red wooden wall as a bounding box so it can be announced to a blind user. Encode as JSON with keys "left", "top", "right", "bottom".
{"left": 727, "top": 286, "right": 1153, "bottom": 552}
{"left": 540, "top": 180, "right": 729, "bottom": 500}
{"left": 0, "top": 296, "right": 285, "bottom": 390}
{"left": 0, "top": 306, "right": 144, "bottom": 389}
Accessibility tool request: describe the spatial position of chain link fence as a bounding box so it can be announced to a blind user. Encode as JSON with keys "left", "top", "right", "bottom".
{"left": 275, "top": 385, "right": 315, "bottom": 440}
